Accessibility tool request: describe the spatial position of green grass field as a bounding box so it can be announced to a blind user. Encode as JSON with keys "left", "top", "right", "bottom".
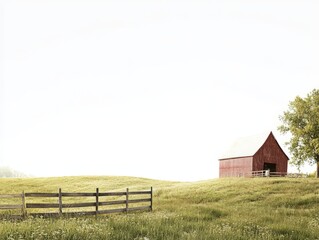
{"left": 0, "top": 176, "right": 319, "bottom": 240}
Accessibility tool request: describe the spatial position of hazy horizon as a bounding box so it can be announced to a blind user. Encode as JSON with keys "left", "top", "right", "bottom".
{"left": 1, "top": 0, "right": 318, "bottom": 181}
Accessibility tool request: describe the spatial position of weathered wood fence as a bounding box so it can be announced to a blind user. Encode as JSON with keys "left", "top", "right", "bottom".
{"left": 0, "top": 187, "right": 152, "bottom": 219}
{"left": 0, "top": 192, "right": 26, "bottom": 219}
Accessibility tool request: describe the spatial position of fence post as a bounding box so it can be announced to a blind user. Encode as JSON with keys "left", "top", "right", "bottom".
{"left": 58, "top": 188, "right": 62, "bottom": 216}
{"left": 265, "top": 170, "right": 270, "bottom": 177}
{"left": 126, "top": 188, "right": 129, "bottom": 213}
{"left": 95, "top": 188, "right": 99, "bottom": 215}
{"left": 22, "top": 191, "right": 26, "bottom": 218}
{"left": 150, "top": 187, "right": 153, "bottom": 211}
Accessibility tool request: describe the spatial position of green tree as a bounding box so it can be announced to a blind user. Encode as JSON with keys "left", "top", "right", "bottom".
{"left": 278, "top": 89, "right": 319, "bottom": 177}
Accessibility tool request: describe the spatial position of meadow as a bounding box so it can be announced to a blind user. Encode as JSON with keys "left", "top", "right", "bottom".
{"left": 0, "top": 176, "right": 319, "bottom": 240}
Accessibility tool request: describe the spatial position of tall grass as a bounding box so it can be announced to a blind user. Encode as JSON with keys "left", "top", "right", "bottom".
{"left": 0, "top": 177, "right": 319, "bottom": 239}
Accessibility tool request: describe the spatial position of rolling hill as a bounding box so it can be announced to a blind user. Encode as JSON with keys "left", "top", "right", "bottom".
{"left": 0, "top": 176, "right": 318, "bottom": 239}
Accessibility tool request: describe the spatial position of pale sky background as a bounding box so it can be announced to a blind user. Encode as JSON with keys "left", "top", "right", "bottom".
{"left": 0, "top": 0, "right": 318, "bottom": 181}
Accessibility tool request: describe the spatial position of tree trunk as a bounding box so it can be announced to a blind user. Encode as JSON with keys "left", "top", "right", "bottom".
{"left": 315, "top": 154, "right": 319, "bottom": 178}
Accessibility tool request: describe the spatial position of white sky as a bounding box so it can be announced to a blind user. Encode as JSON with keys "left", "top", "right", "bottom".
{"left": 0, "top": 0, "right": 318, "bottom": 181}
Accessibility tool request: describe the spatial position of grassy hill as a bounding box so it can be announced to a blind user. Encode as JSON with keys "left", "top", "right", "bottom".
{"left": 0, "top": 176, "right": 319, "bottom": 239}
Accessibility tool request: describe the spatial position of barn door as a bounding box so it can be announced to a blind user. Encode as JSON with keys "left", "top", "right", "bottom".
{"left": 263, "top": 163, "right": 276, "bottom": 172}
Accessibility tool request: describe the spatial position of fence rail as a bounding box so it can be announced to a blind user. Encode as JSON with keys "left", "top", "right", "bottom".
{"left": 250, "top": 171, "right": 308, "bottom": 178}
{"left": 0, "top": 187, "right": 152, "bottom": 219}
{"left": 0, "top": 192, "right": 26, "bottom": 218}
{"left": 221, "top": 171, "right": 309, "bottom": 178}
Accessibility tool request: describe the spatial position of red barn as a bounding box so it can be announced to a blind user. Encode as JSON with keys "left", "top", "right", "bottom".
{"left": 219, "top": 132, "right": 289, "bottom": 177}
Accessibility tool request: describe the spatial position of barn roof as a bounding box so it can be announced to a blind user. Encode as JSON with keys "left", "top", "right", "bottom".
{"left": 219, "top": 131, "right": 273, "bottom": 160}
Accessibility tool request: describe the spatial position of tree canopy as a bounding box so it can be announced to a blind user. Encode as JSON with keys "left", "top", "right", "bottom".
{"left": 278, "top": 89, "right": 319, "bottom": 177}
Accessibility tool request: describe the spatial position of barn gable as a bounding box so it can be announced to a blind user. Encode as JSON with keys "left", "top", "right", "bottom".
{"left": 218, "top": 131, "right": 289, "bottom": 177}
{"left": 219, "top": 132, "right": 270, "bottom": 160}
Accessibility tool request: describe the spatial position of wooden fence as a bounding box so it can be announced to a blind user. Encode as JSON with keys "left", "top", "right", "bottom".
{"left": 222, "top": 171, "right": 309, "bottom": 178}
{"left": 250, "top": 170, "right": 308, "bottom": 178}
{"left": 0, "top": 192, "right": 26, "bottom": 219}
{"left": 0, "top": 187, "right": 152, "bottom": 219}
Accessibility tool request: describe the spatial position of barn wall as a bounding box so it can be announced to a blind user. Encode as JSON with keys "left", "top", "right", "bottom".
{"left": 253, "top": 133, "right": 288, "bottom": 172}
{"left": 219, "top": 157, "right": 253, "bottom": 177}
